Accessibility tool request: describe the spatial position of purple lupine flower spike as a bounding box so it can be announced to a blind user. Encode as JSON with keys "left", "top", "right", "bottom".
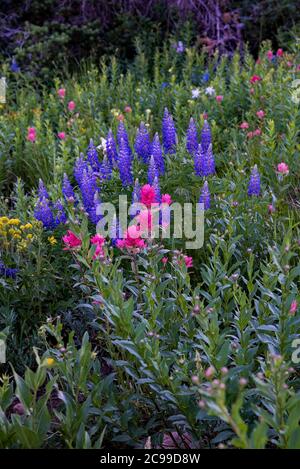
{"left": 0, "top": 261, "right": 18, "bottom": 279}
{"left": 130, "top": 179, "right": 141, "bottom": 218}
{"left": 132, "top": 178, "right": 141, "bottom": 203}
{"left": 195, "top": 143, "right": 209, "bottom": 176}
{"left": 201, "top": 120, "right": 212, "bottom": 152}
{"left": 106, "top": 129, "right": 118, "bottom": 166}
{"left": 100, "top": 155, "right": 112, "bottom": 181}
{"left": 54, "top": 199, "right": 67, "bottom": 225}
{"left": 118, "top": 138, "right": 133, "bottom": 187}
{"left": 62, "top": 173, "right": 75, "bottom": 202}
{"left": 199, "top": 181, "right": 210, "bottom": 210}
{"left": 162, "top": 108, "right": 177, "bottom": 154}
{"left": 248, "top": 165, "right": 261, "bottom": 196}
{"left": 152, "top": 133, "right": 164, "bottom": 175}
{"left": 74, "top": 153, "right": 88, "bottom": 187}
{"left": 38, "top": 179, "right": 50, "bottom": 200}
{"left": 207, "top": 144, "right": 216, "bottom": 175}
{"left": 89, "top": 191, "right": 102, "bottom": 225}
{"left": 148, "top": 155, "right": 159, "bottom": 185}
{"left": 80, "top": 168, "right": 99, "bottom": 221}
{"left": 34, "top": 197, "right": 55, "bottom": 229}
{"left": 117, "top": 121, "right": 132, "bottom": 158}
{"left": 186, "top": 117, "right": 198, "bottom": 155}
{"left": 110, "top": 215, "right": 123, "bottom": 246}
{"left": 134, "top": 122, "right": 151, "bottom": 163}
{"left": 87, "top": 139, "right": 100, "bottom": 171}
{"left": 153, "top": 176, "right": 161, "bottom": 203}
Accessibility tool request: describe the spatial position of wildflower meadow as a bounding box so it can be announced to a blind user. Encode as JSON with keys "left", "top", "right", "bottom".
{"left": 0, "top": 3, "right": 300, "bottom": 457}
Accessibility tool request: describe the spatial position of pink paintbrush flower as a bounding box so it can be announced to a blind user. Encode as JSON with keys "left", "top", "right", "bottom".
{"left": 57, "top": 88, "right": 66, "bottom": 99}
{"left": 27, "top": 127, "right": 36, "bottom": 142}
{"left": 277, "top": 162, "right": 289, "bottom": 175}
{"left": 256, "top": 110, "right": 265, "bottom": 119}
{"left": 140, "top": 184, "right": 156, "bottom": 207}
{"left": 117, "top": 225, "right": 145, "bottom": 251}
{"left": 161, "top": 194, "right": 172, "bottom": 205}
{"left": 250, "top": 75, "right": 262, "bottom": 84}
{"left": 240, "top": 121, "right": 249, "bottom": 129}
{"left": 68, "top": 100, "right": 76, "bottom": 111}
{"left": 62, "top": 230, "right": 82, "bottom": 249}
{"left": 184, "top": 255, "right": 193, "bottom": 268}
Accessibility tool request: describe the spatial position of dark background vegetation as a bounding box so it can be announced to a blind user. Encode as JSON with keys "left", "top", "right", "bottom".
{"left": 0, "top": 0, "right": 300, "bottom": 78}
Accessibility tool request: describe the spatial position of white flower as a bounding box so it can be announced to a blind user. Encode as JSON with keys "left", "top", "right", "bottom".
{"left": 205, "top": 86, "right": 215, "bottom": 96}
{"left": 191, "top": 88, "right": 201, "bottom": 99}
{"left": 97, "top": 137, "right": 107, "bottom": 153}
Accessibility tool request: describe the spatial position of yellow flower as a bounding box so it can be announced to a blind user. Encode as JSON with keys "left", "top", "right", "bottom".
{"left": 13, "top": 233, "right": 21, "bottom": 239}
{"left": 17, "top": 240, "right": 28, "bottom": 251}
{"left": 48, "top": 236, "right": 57, "bottom": 245}
{"left": 46, "top": 358, "right": 55, "bottom": 366}
{"left": 26, "top": 233, "right": 33, "bottom": 240}
{"left": 0, "top": 217, "right": 9, "bottom": 224}
{"left": 24, "top": 223, "right": 33, "bottom": 229}
{"left": 7, "top": 219, "right": 20, "bottom": 226}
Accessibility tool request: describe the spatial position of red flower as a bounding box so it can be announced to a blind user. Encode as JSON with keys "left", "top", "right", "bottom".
{"left": 161, "top": 194, "right": 172, "bottom": 205}
{"left": 140, "top": 184, "right": 156, "bottom": 207}
{"left": 27, "top": 127, "right": 36, "bottom": 142}
{"left": 91, "top": 234, "right": 105, "bottom": 246}
{"left": 240, "top": 122, "right": 249, "bottom": 129}
{"left": 117, "top": 225, "right": 145, "bottom": 251}
{"left": 256, "top": 110, "right": 265, "bottom": 119}
{"left": 250, "top": 75, "right": 262, "bottom": 84}
{"left": 57, "top": 88, "right": 66, "bottom": 99}
{"left": 68, "top": 101, "right": 76, "bottom": 111}
{"left": 184, "top": 255, "right": 193, "bottom": 268}
{"left": 62, "top": 230, "right": 82, "bottom": 249}
{"left": 90, "top": 234, "right": 105, "bottom": 259}
{"left": 277, "top": 162, "right": 289, "bottom": 175}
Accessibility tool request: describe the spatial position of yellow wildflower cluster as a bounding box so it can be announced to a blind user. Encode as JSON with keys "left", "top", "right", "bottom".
{"left": 48, "top": 236, "right": 57, "bottom": 245}
{"left": 0, "top": 217, "right": 35, "bottom": 251}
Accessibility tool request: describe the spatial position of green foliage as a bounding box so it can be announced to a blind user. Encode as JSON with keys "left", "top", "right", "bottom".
{"left": 0, "top": 40, "right": 300, "bottom": 448}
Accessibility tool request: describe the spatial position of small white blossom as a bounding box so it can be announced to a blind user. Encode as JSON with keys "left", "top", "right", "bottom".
{"left": 205, "top": 86, "right": 215, "bottom": 96}
{"left": 97, "top": 137, "right": 107, "bottom": 153}
{"left": 191, "top": 88, "right": 201, "bottom": 99}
